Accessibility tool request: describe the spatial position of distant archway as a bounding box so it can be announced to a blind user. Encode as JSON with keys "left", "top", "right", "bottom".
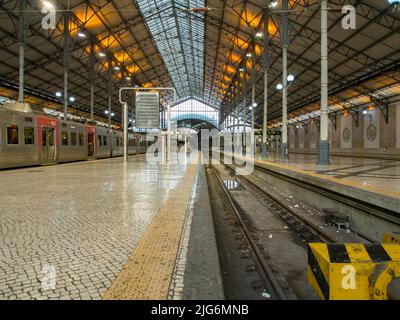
{"left": 161, "top": 98, "right": 219, "bottom": 131}
{"left": 177, "top": 118, "right": 217, "bottom": 132}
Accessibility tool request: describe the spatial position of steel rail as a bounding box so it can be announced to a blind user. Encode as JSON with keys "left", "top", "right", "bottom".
{"left": 209, "top": 164, "right": 296, "bottom": 300}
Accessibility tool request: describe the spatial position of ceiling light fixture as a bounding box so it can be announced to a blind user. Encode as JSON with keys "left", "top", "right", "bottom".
{"left": 42, "top": 1, "right": 54, "bottom": 9}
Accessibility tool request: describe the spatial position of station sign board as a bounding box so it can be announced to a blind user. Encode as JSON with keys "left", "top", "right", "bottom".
{"left": 135, "top": 92, "right": 160, "bottom": 129}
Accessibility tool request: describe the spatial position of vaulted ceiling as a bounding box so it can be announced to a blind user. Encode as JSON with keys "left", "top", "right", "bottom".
{"left": 0, "top": 0, "right": 399, "bottom": 128}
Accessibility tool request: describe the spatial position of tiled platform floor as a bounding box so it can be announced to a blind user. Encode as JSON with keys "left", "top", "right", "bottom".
{"left": 253, "top": 153, "right": 400, "bottom": 200}
{"left": 0, "top": 155, "right": 192, "bottom": 300}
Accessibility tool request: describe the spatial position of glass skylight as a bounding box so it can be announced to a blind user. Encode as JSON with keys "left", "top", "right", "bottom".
{"left": 136, "top": 0, "right": 205, "bottom": 101}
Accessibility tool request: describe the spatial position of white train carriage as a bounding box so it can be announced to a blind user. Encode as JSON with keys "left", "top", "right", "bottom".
{"left": 58, "top": 121, "right": 86, "bottom": 163}
{"left": 111, "top": 130, "right": 123, "bottom": 157}
{"left": 0, "top": 103, "right": 148, "bottom": 169}
{"left": 96, "top": 126, "right": 112, "bottom": 159}
{"left": 0, "top": 104, "right": 40, "bottom": 168}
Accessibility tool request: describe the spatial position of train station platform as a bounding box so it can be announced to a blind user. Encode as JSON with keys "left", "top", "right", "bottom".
{"left": 220, "top": 152, "right": 400, "bottom": 242}
{"left": 0, "top": 155, "right": 223, "bottom": 300}
{"left": 229, "top": 152, "right": 400, "bottom": 214}
{"left": 225, "top": 153, "right": 400, "bottom": 213}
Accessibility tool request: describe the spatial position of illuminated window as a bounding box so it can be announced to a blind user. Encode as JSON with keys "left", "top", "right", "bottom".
{"left": 165, "top": 99, "right": 219, "bottom": 130}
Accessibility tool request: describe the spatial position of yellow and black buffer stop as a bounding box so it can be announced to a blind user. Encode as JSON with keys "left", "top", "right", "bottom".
{"left": 307, "top": 243, "right": 400, "bottom": 300}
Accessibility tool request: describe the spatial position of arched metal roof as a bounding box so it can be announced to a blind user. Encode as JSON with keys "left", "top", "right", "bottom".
{"left": 0, "top": 1, "right": 399, "bottom": 127}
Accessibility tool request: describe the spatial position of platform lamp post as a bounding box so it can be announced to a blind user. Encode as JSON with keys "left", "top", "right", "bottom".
{"left": 235, "top": 71, "right": 241, "bottom": 149}
{"left": 317, "top": 0, "right": 330, "bottom": 165}
{"left": 107, "top": 56, "right": 113, "bottom": 130}
{"left": 130, "top": 77, "right": 136, "bottom": 128}
{"left": 251, "top": 43, "right": 256, "bottom": 133}
{"left": 18, "top": 0, "right": 26, "bottom": 103}
{"left": 261, "top": 7, "right": 270, "bottom": 157}
{"left": 89, "top": 41, "right": 95, "bottom": 120}
{"left": 280, "top": 0, "right": 289, "bottom": 160}
{"left": 241, "top": 61, "right": 247, "bottom": 154}
{"left": 119, "top": 87, "right": 176, "bottom": 161}
{"left": 63, "top": 9, "right": 71, "bottom": 120}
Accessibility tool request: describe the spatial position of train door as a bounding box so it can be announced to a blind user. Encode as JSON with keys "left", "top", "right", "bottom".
{"left": 41, "top": 127, "right": 56, "bottom": 162}
{"left": 87, "top": 132, "right": 94, "bottom": 158}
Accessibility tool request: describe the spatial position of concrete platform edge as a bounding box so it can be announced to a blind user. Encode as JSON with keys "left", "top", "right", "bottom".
{"left": 252, "top": 158, "right": 400, "bottom": 214}
{"left": 182, "top": 164, "right": 225, "bottom": 300}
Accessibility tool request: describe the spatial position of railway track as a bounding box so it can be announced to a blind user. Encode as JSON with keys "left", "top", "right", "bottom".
{"left": 209, "top": 150, "right": 393, "bottom": 299}
{"left": 208, "top": 164, "right": 297, "bottom": 300}
{"left": 221, "top": 163, "right": 338, "bottom": 244}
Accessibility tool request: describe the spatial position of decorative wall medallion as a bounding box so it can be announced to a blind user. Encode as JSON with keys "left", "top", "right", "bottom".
{"left": 342, "top": 127, "right": 351, "bottom": 143}
{"left": 366, "top": 124, "right": 377, "bottom": 142}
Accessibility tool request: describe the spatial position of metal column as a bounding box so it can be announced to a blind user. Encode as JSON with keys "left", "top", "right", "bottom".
{"left": 18, "top": 0, "right": 26, "bottom": 103}
{"left": 280, "top": 0, "right": 289, "bottom": 160}
{"left": 262, "top": 9, "right": 270, "bottom": 157}
{"left": 167, "top": 103, "right": 171, "bottom": 161}
{"left": 123, "top": 103, "right": 128, "bottom": 161}
{"left": 63, "top": 11, "right": 70, "bottom": 120}
{"left": 242, "top": 61, "right": 247, "bottom": 152}
{"left": 251, "top": 43, "right": 255, "bottom": 132}
{"left": 130, "top": 78, "right": 136, "bottom": 134}
{"left": 89, "top": 41, "right": 95, "bottom": 120}
{"left": 108, "top": 57, "right": 112, "bottom": 130}
{"left": 317, "top": 0, "right": 330, "bottom": 165}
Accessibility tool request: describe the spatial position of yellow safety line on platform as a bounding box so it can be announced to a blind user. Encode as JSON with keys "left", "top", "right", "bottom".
{"left": 102, "top": 164, "right": 198, "bottom": 300}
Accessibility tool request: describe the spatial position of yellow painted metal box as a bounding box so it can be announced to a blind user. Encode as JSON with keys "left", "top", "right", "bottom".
{"left": 307, "top": 243, "right": 400, "bottom": 300}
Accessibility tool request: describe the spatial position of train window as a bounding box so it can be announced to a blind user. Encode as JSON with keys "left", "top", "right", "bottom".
{"left": 103, "top": 136, "right": 107, "bottom": 146}
{"left": 6, "top": 125, "right": 19, "bottom": 144}
{"left": 71, "top": 132, "right": 77, "bottom": 146}
{"left": 62, "top": 131, "right": 68, "bottom": 145}
{"left": 24, "top": 127, "right": 34, "bottom": 145}
{"left": 79, "top": 132, "right": 84, "bottom": 146}
{"left": 98, "top": 135, "right": 102, "bottom": 146}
